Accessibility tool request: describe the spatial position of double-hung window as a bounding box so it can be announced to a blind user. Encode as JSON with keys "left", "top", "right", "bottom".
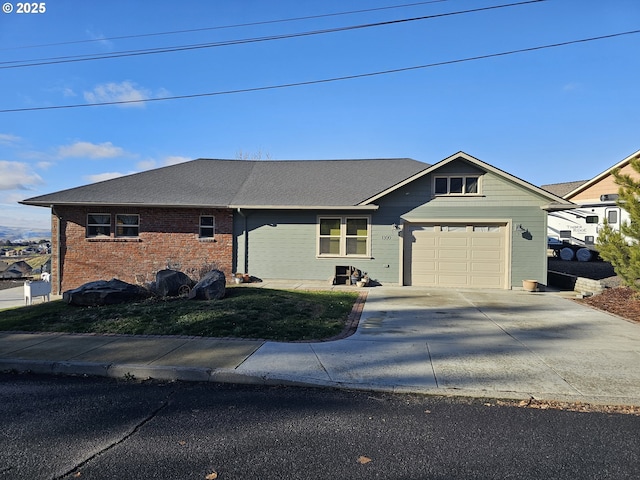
{"left": 87, "top": 214, "right": 111, "bottom": 237}
{"left": 318, "top": 216, "right": 370, "bottom": 257}
{"left": 434, "top": 175, "right": 480, "bottom": 195}
{"left": 116, "top": 214, "right": 139, "bottom": 237}
{"left": 199, "top": 215, "right": 215, "bottom": 238}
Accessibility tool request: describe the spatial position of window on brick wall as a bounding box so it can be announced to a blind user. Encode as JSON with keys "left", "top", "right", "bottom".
{"left": 116, "top": 214, "right": 139, "bottom": 237}
{"left": 199, "top": 215, "right": 215, "bottom": 238}
{"left": 87, "top": 213, "right": 111, "bottom": 237}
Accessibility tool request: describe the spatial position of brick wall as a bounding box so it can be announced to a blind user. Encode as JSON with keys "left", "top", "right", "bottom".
{"left": 51, "top": 206, "right": 234, "bottom": 294}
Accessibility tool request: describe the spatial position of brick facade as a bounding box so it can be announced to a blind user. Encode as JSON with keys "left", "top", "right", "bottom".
{"left": 51, "top": 206, "right": 233, "bottom": 294}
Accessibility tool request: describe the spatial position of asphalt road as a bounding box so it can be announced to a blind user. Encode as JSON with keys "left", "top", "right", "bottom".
{"left": 1, "top": 373, "right": 639, "bottom": 479}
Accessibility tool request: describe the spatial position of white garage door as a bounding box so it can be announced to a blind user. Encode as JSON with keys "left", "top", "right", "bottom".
{"left": 405, "top": 223, "right": 508, "bottom": 288}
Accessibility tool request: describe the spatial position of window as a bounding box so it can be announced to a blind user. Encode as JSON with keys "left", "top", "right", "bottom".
{"left": 319, "top": 218, "right": 341, "bottom": 255}
{"left": 586, "top": 216, "right": 599, "bottom": 224}
{"left": 473, "top": 225, "right": 501, "bottom": 233}
{"left": 442, "top": 225, "right": 466, "bottom": 232}
{"left": 116, "top": 214, "right": 139, "bottom": 237}
{"left": 346, "top": 218, "right": 368, "bottom": 255}
{"left": 87, "top": 214, "right": 111, "bottom": 237}
{"left": 607, "top": 210, "right": 618, "bottom": 224}
{"left": 199, "top": 215, "right": 215, "bottom": 238}
{"left": 318, "top": 216, "right": 370, "bottom": 257}
{"left": 434, "top": 175, "right": 480, "bottom": 195}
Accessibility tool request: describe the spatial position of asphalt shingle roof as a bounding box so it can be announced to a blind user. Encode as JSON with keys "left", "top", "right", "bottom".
{"left": 22, "top": 158, "right": 429, "bottom": 208}
{"left": 540, "top": 180, "right": 588, "bottom": 198}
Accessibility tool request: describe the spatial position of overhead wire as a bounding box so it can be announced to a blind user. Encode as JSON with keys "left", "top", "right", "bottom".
{"left": 0, "top": 0, "right": 450, "bottom": 51}
{"left": 2, "top": 29, "right": 638, "bottom": 114}
{"left": 0, "top": 0, "right": 545, "bottom": 69}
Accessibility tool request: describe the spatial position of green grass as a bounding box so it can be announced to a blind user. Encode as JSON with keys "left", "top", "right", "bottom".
{"left": 0, "top": 287, "right": 359, "bottom": 341}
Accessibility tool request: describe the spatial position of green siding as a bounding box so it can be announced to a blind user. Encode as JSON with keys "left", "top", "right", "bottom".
{"left": 234, "top": 158, "right": 553, "bottom": 288}
{"left": 233, "top": 211, "right": 399, "bottom": 284}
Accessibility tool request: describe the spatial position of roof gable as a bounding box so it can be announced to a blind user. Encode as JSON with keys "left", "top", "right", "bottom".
{"left": 361, "top": 151, "right": 573, "bottom": 209}
{"left": 563, "top": 149, "right": 640, "bottom": 200}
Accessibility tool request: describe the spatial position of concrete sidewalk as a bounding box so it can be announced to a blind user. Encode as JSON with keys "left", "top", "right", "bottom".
{"left": 1, "top": 285, "right": 640, "bottom": 406}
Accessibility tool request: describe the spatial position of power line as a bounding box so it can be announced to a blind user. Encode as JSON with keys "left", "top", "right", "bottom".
{"left": 1, "top": 0, "right": 450, "bottom": 51}
{"left": 0, "top": 0, "right": 545, "bottom": 69}
{"left": 2, "top": 29, "right": 637, "bottom": 114}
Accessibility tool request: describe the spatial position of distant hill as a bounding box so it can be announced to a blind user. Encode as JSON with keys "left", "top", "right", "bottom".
{"left": 0, "top": 226, "right": 51, "bottom": 242}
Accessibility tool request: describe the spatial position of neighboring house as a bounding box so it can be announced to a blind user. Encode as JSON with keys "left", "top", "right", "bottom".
{"left": 0, "top": 260, "right": 33, "bottom": 279}
{"left": 542, "top": 149, "right": 640, "bottom": 250}
{"left": 21, "top": 152, "right": 572, "bottom": 294}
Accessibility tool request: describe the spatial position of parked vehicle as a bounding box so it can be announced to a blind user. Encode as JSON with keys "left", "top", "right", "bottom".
{"left": 547, "top": 194, "right": 628, "bottom": 261}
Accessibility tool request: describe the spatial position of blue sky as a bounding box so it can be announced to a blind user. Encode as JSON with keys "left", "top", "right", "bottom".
{"left": 1, "top": 0, "right": 639, "bottom": 230}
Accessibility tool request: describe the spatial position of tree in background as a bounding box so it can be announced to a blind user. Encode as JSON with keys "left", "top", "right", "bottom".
{"left": 597, "top": 153, "right": 640, "bottom": 292}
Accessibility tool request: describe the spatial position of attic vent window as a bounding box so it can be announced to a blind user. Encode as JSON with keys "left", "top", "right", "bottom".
{"left": 434, "top": 176, "right": 480, "bottom": 195}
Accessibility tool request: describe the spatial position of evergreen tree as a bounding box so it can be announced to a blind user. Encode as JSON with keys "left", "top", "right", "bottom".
{"left": 597, "top": 154, "right": 640, "bottom": 291}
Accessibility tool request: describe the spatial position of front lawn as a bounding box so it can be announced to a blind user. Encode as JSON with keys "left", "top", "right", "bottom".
{"left": 0, "top": 287, "right": 359, "bottom": 341}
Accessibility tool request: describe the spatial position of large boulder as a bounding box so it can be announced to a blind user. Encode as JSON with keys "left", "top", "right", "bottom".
{"left": 63, "top": 279, "right": 151, "bottom": 306}
{"left": 188, "top": 270, "right": 226, "bottom": 301}
{"left": 152, "top": 269, "right": 195, "bottom": 297}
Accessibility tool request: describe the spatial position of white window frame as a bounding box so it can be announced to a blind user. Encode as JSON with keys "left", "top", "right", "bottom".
{"left": 115, "top": 214, "right": 140, "bottom": 238}
{"left": 199, "top": 215, "right": 215, "bottom": 238}
{"left": 317, "top": 216, "right": 371, "bottom": 258}
{"left": 433, "top": 175, "right": 481, "bottom": 196}
{"left": 87, "top": 213, "right": 111, "bottom": 238}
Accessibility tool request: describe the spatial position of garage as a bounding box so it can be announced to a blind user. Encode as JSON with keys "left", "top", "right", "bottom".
{"left": 404, "top": 223, "right": 509, "bottom": 288}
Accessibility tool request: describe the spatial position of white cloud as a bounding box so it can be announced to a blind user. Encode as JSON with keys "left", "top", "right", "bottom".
{"left": 0, "top": 133, "right": 22, "bottom": 146}
{"left": 0, "top": 161, "right": 44, "bottom": 190}
{"left": 86, "top": 29, "right": 114, "bottom": 49}
{"left": 84, "top": 172, "right": 127, "bottom": 183}
{"left": 84, "top": 81, "right": 151, "bottom": 107}
{"left": 136, "top": 156, "right": 191, "bottom": 171}
{"left": 57, "top": 141, "right": 125, "bottom": 159}
{"left": 36, "top": 161, "right": 54, "bottom": 170}
{"left": 0, "top": 204, "right": 51, "bottom": 229}
{"left": 163, "top": 156, "right": 191, "bottom": 166}
{"left": 136, "top": 160, "right": 157, "bottom": 170}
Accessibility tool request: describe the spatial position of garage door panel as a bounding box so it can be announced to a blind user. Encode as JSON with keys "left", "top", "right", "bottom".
{"left": 413, "top": 249, "right": 436, "bottom": 261}
{"left": 471, "top": 238, "right": 502, "bottom": 247}
{"left": 438, "top": 237, "right": 469, "bottom": 247}
{"left": 412, "top": 234, "right": 436, "bottom": 244}
{"left": 439, "top": 249, "right": 470, "bottom": 260}
{"left": 407, "top": 223, "right": 507, "bottom": 289}
{"left": 438, "top": 274, "right": 471, "bottom": 286}
{"left": 438, "top": 261, "right": 468, "bottom": 272}
{"left": 471, "top": 250, "right": 503, "bottom": 261}
{"left": 470, "top": 262, "right": 503, "bottom": 273}
{"left": 471, "top": 275, "right": 503, "bottom": 288}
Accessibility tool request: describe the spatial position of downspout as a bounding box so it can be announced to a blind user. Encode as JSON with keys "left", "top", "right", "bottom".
{"left": 51, "top": 206, "right": 62, "bottom": 295}
{"left": 236, "top": 208, "right": 249, "bottom": 274}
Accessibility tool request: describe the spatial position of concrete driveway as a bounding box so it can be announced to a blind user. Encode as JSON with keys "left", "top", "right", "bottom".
{"left": 238, "top": 287, "right": 640, "bottom": 405}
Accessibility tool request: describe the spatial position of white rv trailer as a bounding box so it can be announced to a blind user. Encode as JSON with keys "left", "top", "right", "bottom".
{"left": 547, "top": 194, "right": 628, "bottom": 261}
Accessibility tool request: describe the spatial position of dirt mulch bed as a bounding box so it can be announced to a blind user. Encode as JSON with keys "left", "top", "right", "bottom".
{"left": 578, "top": 286, "right": 640, "bottom": 324}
